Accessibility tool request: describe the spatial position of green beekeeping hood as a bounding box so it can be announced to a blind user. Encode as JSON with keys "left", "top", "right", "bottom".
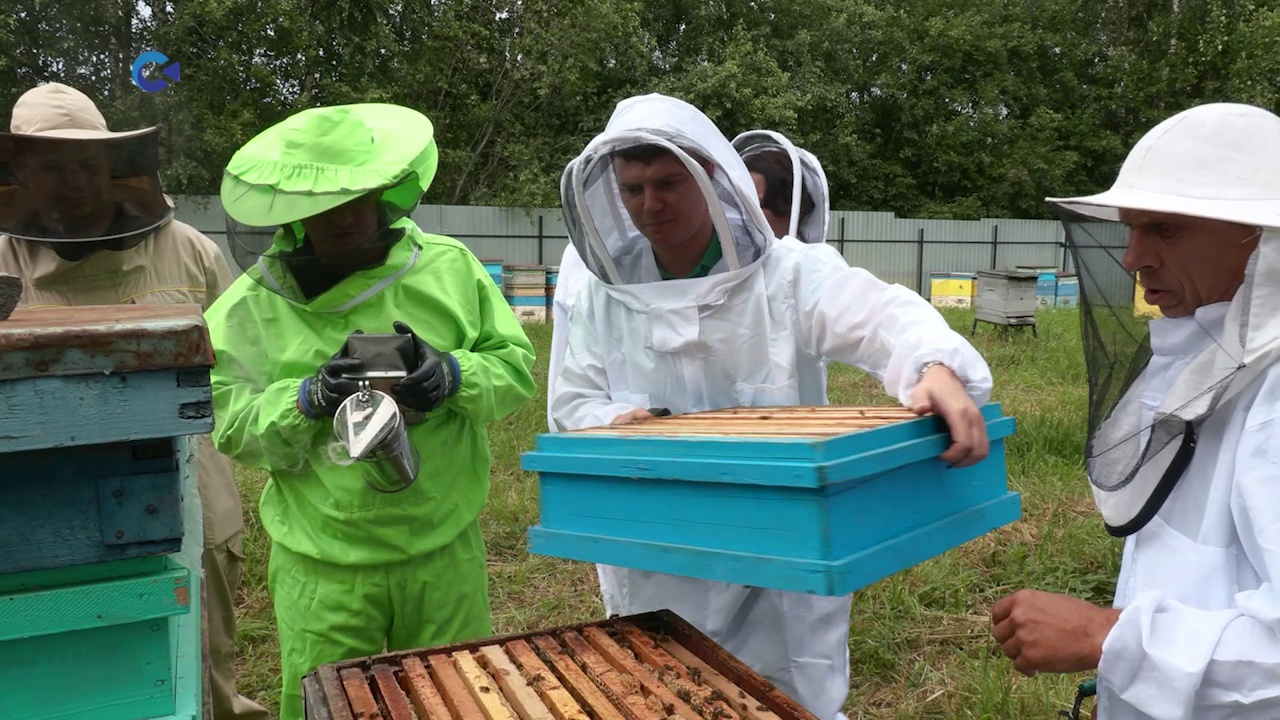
{"left": 221, "top": 103, "right": 439, "bottom": 228}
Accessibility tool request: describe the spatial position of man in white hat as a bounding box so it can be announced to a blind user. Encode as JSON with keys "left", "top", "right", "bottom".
{"left": 991, "top": 102, "right": 1280, "bottom": 719}
{"left": 0, "top": 83, "right": 268, "bottom": 720}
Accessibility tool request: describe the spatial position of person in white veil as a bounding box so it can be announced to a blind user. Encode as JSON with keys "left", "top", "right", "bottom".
{"left": 547, "top": 127, "right": 831, "bottom": 432}
{"left": 733, "top": 130, "right": 830, "bottom": 244}
{"left": 732, "top": 130, "right": 839, "bottom": 394}
{"left": 991, "top": 103, "right": 1280, "bottom": 720}
{"left": 548, "top": 93, "right": 995, "bottom": 720}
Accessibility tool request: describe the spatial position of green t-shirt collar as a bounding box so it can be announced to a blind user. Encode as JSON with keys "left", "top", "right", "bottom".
{"left": 657, "top": 232, "right": 723, "bottom": 280}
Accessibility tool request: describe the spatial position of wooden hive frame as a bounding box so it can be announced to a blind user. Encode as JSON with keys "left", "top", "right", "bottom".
{"left": 567, "top": 405, "right": 927, "bottom": 439}
{"left": 302, "top": 610, "right": 819, "bottom": 720}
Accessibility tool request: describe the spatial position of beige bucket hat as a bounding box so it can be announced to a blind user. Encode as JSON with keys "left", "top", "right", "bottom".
{"left": 7, "top": 83, "right": 157, "bottom": 141}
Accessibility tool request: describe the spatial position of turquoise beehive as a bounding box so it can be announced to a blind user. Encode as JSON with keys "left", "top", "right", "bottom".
{"left": 0, "top": 304, "right": 210, "bottom": 720}
{"left": 523, "top": 403, "right": 1021, "bottom": 596}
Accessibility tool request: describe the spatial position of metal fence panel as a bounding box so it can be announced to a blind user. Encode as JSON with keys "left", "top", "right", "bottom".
{"left": 839, "top": 241, "right": 917, "bottom": 289}
{"left": 169, "top": 197, "right": 1116, "bottom": 303}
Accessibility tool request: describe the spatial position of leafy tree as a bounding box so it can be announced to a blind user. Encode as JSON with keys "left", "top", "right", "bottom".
{"left": 1, "top": 0, "right": 1278, "bottom": 219}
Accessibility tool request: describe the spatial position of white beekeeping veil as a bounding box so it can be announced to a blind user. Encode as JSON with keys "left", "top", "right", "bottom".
{"left": 560, "top": 94, "right": 773, "bottom": 286}
{"left": 732, "top": 129, "right": 831, "bottom": 244}
{"left": 1047, "top": 102, "right": 1280, "bottom": 536}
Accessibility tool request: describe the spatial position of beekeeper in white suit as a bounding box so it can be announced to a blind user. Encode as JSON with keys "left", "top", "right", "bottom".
{"left": 733, "top": 129, "right": 830, "bottom": 245}
{"left": 548, "top": 92, "right": 995, "bottom": 720}
{"left": 732, "top": 129, "right": 838, "bottom": 393}
{"left": 992, "top": 102, "right": 1280, "bottom": 720}
{"left": 547, "top": 127, "right": 832, "bottom": 431}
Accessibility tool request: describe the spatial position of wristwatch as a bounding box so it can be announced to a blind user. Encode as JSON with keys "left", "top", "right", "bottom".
{"left": 919, "top": 360, "right": 948, "bottom": 378}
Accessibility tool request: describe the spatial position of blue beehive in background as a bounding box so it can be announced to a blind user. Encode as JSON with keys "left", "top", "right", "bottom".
{"left": 523, "top": 403, "right": 1021, "bottom": 596}
{"left": 1019, "top": 268, "right": 1079, "bottom": 309}
{"left": 480, "top": 258, "right": 504, "bottom": 288}
{"left": 1055, "top": 274, "right": 1079, "bottom": 308}
{"left": 1035, "top": 273, "right": 1058, "bottom": 307}
{"left": 503, "top": 264, "right": 550, "bottom": 323}
{"left": 0, "top": 304, "right": 209, "bottom": 720}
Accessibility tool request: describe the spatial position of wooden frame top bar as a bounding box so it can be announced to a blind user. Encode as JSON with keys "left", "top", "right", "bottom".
{"left": 568, "top": 405, "right": 925, "bottom": 439}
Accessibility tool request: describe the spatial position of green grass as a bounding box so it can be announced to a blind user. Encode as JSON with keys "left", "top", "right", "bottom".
{"left": 228, "top": 307, "right": 1120, "bottom": 719}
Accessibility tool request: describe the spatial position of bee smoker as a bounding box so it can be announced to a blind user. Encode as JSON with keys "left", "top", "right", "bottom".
{"left": 331, "top": 331, "right": 421, "bottom": 493}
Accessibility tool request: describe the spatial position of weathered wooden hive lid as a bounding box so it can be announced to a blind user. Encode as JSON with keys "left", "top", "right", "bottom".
{"left": 0, "top": 303, "right": 215, "bottom": 381}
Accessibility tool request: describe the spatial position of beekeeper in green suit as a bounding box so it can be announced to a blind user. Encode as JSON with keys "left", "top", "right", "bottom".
{"left": 205, "top": 102, "right": 537, "bottom": 720}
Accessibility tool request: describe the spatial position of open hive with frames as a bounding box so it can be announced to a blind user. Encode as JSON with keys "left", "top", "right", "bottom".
{"left": 302, "top": 610, "right": 819, "bottom": 720}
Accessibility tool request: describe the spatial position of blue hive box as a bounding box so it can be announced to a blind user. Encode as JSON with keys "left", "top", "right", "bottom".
{"left": 1055, "top": 275, "right": 1079, "bottom": 307}
{"left": 1035, "top": 273, "right": 1058, "bottom": 307}
{"left": 480, "top": 258, "right": 504, "bottom": 288}
{"left": 0, "top": 304, "right": 210, "bottom": 720}
{"left": 523, "top": 403, "right": 1020, "bottom": 596}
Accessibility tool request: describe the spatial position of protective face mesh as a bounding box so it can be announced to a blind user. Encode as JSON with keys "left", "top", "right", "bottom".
{"left": 224, "top": 177, "right": 422, "bottom": 302}
{"left": 1060, "top": 206, "right": 1257, "bottom": 535}
{"left": 562, "top": 132, "right": 768, "bottom": 286}
{"left": 0, "top": 131, "right": 172, "bottom": 245}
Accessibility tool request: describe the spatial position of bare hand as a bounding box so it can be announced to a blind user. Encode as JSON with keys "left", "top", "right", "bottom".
{"left": 909, "top": 364, "right": 990, "bottom": 467}
{"left": 991, "top": 589, "right": 1122, "bottom": 676}
{"left": 611, "top": 408, "right": 655, "bottom": 425}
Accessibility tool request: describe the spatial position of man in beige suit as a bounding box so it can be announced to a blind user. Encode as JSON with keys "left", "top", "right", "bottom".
{"left": 0, "top": 83, "right": 269, "bottom": 720}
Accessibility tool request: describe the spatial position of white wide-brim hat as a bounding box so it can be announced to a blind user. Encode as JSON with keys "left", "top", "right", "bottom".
{"left": 1047, "top": 102, "right": 1280, "bottom": 228}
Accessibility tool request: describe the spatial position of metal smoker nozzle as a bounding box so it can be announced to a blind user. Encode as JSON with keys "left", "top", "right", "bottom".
{"left": 333, "top": 383, "right": 421, "bottom": 493}
{"left": 343, "top": 393, "right": 399, "bottom": 458}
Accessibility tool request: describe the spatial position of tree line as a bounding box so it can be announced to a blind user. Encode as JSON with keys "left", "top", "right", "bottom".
{"left": 3, "top": 0, "right": 1277, "bottom": 220}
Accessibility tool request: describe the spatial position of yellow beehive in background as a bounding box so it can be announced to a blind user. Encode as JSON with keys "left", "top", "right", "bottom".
{"left": 930, "top": 272, "right": 976, "bottom": 308}
{"left": 1134, "top": 278, "right": 1161, "bottom": 318}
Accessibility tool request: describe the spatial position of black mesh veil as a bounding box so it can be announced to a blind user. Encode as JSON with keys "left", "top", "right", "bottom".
{"left": 223, "top": 193, "right": 418, "bottom": 304}
{"left": 218, "top": 103, "right": 439, "bottom": 303}
{"left": 0, "top": 129, "right": 173, "bottom": 246}
{"left": 1057, "top": 206, "right": 1277, "bottom": 537}
{"left": 1061, "top": 208, "right": 1159, "bottom": 443}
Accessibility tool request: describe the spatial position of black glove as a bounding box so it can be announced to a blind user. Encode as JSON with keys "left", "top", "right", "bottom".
{"left": 390, "top": 320, "right": 460, "bottom": 412}
{"left": 298, "top": 349, "right": 366, "bottom": 419}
